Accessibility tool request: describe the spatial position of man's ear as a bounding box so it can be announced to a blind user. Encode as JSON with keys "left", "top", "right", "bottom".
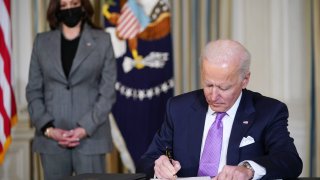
{"left": 242, "top": 72, "right": 250, "bottom": 89}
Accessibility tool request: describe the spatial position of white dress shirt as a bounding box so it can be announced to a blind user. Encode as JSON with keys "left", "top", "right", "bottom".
{"left": 199, "top": 93, "right": 266, "bottom": 179}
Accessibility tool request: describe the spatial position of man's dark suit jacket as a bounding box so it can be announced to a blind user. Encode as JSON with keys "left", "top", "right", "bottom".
{"left": 137, "top": 89, "right": 302, "bottom": 179}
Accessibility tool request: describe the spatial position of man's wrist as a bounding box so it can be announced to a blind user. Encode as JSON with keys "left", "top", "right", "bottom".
{"left": 241, "top": 161, "right": 255, "bottom": 179}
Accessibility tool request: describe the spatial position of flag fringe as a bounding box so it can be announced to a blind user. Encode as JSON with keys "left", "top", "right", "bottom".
{"left": 0, "top": 136, "right": 12, "bottom": 165}
{"left": 11, "top": 114, "right": 18, "bottom": 127}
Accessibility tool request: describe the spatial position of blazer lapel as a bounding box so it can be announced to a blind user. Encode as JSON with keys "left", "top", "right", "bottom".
{"left": 227, "top": 90, "right": 255, "bottom": 165}
{"left": 69, "top": 25, "right": 95, "bottom": 77}
{"left": 188, "top": 91, "right": 208, "bottom": 172}
{"left": 47, "top": 30, "right": 66, "bottom": 81}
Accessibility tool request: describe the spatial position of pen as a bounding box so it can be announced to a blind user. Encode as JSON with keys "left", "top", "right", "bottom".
{"left": 165, "top": 146, "right": 177, "bottom": 178}
{"left": 165, "top": 146, "right": 173, "bottom": 164}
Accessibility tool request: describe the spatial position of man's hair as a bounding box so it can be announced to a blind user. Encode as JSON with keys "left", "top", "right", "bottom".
{"left": 47, "top": 0, "right": 100, "bottom": 30}
{"left": 200, "top": 39, "right": 251, "bottom": 79}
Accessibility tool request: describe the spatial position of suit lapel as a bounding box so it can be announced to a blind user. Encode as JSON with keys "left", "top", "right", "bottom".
{"left": 188, "top": 91, "right": 207, "bottom": 172}
{"left": 69, "top": 25, "right": 95, "bottom": 78}
{"left": 47, "top": 30, "right": 66, "bottom": 81}
{"left": 227, "top": 90, "right": 255, "bottom": 165}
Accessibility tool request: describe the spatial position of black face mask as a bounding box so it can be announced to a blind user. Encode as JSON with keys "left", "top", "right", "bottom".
{"left": 57, "top": 6, "right": 84, "bottom": 28}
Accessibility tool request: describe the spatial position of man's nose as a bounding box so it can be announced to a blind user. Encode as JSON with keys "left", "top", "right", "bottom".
{"left": 209, "top": 87, "right": 219, "bottom": 101}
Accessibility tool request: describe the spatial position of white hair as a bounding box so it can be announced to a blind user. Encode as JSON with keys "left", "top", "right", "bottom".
{"left": 200, "top": 39, "right": 251, "bottom": 78}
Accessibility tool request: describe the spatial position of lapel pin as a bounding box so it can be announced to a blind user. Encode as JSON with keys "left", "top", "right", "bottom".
{"left": 243, "top": 121, "right": 249, "bottom": 124}
{"left": 87, "top": 42, "right": 91, "bottom": 46}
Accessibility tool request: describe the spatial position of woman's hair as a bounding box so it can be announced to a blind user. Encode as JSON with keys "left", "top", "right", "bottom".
{"left": 47, "top": 0, "right": 100, "bottom": 30}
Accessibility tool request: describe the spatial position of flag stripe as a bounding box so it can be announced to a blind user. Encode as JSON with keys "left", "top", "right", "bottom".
{"left": 0, "top": 0, "right": 17, "bottom": 165}
{"left": 3, "top": 0, "right": 10, "bottom": 15}
{"left": 117, "top": 4, "right": 141, "bottom": 39}
{"left": 0, "top": 58, "right": 11, "bottom": 123}
{"left": 10, "top": 88, "right": 17, "bottom": 126}
{"left": 118, "top": 13, "right": 137, "bottom": 34}
{"left": 117, "top": 12, "right": 135, "bottom": 31}
{"left": 118, "top": 5, "right": 130, "bottom": 22}
{"left": 0, "top": 0, "right": 12, "bottom": 54}
{"left": 0, "top": 115, "right": 4, "bottom": 152}
{"left": 0, "top": 87, "right": 10, "bottom": 140}
{"left": 118, "top": 19, "right": 140, "bottom": 38}
{"left": 0, "top": 30, "right": 12, "bottom": 117}
{"left": 119, "top": 18, "right": 140, "bottom": 39}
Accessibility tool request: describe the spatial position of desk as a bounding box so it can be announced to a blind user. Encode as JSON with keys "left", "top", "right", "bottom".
{"left": 286, "top": 178, "right": 320, "bottom": 180}
{"left": 63, "top": 173, "right": 147, "bottom": 180}
{"left": 63, "top": 174, "right": 319, "bottom": 180}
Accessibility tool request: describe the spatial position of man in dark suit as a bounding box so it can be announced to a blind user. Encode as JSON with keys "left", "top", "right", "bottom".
{"left": 136, "top": 40, "right": 302, "bottom": 179}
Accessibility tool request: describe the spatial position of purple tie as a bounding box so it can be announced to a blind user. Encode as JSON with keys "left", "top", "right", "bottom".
{"left": 198, "top": 112, "right": 227, "bottom": 177}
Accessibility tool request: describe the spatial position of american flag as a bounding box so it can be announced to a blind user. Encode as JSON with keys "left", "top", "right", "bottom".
{"left": 116, "top": 0, "right": 149, "bottom": 39}
{"left": 0, "top": 0, "right": 17, "bottom": 164}
{"left": 117, "top": 3, "right": 140, "bottom": 39}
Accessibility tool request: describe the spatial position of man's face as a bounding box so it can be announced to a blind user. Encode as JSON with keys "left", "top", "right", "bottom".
{"left": 201, "top": 59, "right": 250, "bottom": 112}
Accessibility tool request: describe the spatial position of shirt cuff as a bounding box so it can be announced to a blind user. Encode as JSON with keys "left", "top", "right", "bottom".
{"left": 244, "top": 160, "right": 266, "bottom": 180}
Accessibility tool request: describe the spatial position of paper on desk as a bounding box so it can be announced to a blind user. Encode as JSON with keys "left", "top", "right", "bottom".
{"left": 177, "top": 177, "right": 211, "bottom": 180}
{"left": 151, "top": 177, "right": 211, "bottom": 180}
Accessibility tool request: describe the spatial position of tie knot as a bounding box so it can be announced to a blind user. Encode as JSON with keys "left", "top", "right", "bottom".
{"left": 215, "top": 112, "right": 226, "bottom": 126}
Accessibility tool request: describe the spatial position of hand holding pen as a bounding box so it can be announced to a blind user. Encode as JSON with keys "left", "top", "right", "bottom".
{"left": 154, "top": 147, "right": 181, "bottom": 179}
{"left": 166, "top": 146, "right": 174, "bottom": 164}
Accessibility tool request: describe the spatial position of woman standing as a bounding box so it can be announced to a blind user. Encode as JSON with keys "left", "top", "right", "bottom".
{"left": 26, "top": 0, "right": 116, "bottom": 179}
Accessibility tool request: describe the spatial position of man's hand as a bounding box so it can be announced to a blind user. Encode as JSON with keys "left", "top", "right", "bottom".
{"left": 212, "top": 165, "right": 254, "bottom": 180}
{"left": 154, "top": 155, "right": 181, "bottom": 179}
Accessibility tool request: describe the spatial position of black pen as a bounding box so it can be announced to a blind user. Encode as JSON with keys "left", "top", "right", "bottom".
{"left": 165, "top": 146, "right": 173, "bottom": 164}
{"left": 165, "top": 146, "right": 177, "bottom": 178}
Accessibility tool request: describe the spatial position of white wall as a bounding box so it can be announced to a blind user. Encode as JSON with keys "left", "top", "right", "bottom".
{"left": 232, "top": 0, "right": 308, "bottom": 176}
{"left": 11, "top": 0, "right": 33, "bottom": 120}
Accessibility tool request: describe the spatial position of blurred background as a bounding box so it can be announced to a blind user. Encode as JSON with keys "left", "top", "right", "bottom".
{"left": 0, "top": 0, "right": 319, "bottom": 179}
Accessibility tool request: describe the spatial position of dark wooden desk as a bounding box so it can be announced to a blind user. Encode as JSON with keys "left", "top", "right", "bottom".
{"left": 62, "top": 173, "right": 147, "bottom": 180}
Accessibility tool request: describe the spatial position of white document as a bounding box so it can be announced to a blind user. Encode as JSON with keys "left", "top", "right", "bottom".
{"left": 177, "top": 177, "right": 211, "bottom": 180}
{"left": 151, "top": 177, "right": 211, "bottom": 180}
